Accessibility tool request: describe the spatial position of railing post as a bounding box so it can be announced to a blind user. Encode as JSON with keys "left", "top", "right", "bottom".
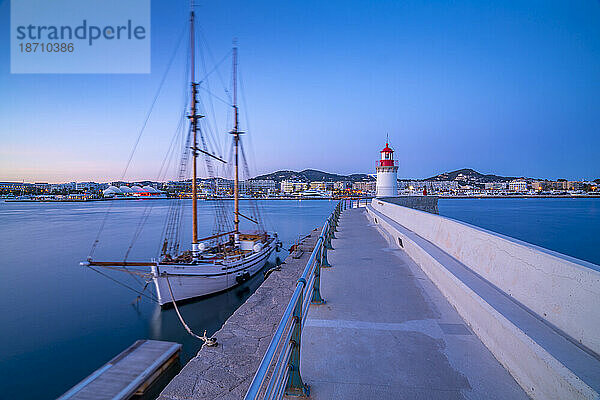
{"left": 311, "top": 243, "right": 325, "bottom": 304}
{"left": 328, "top": 217, "right": 337, "bottom": 240}
{"left": 321, "top": 233, "right": 332, "bottom": 268}
{"left": 332, "top": 211, "right": 339, "bottom": 232}
{"left": 285, "top": 279, "right": 310, "bottom": 397}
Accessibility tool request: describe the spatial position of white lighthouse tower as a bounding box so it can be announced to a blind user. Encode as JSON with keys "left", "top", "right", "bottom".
{"left": 376, "top": 141, "right": 398, "bottom": 197}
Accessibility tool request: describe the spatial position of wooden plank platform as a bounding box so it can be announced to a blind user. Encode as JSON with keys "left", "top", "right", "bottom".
{"left": 58, "top": 340, "right": 181, "bottom": 400}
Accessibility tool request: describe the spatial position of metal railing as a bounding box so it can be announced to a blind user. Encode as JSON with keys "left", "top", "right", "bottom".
{"left": 347, "top": 197, "right": 371, "bottom": 208}
{"left": 244, "top": 200, "right": 345, "bottom": 399}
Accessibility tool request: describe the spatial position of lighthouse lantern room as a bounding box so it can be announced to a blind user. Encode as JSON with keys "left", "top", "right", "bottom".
{"left": 376, "top": 141, "right": 398, "bottom": 197}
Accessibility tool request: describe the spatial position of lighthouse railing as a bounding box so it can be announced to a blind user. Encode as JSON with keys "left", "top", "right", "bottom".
{"left": 376, "top": 160, "right": 399, "bottom": 167}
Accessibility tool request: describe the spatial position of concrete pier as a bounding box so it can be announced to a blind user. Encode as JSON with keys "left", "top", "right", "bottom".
{"left": 300, "top": 208, "right": 528, "bottom": 399}
{"left": 158, "top": 230, "right": 320, "bottom": 400}
{"left": 158, "top": 199, "right": 599, "bottom": 399}
{"left": 369, "top": 198, "right": 600, "bottom": 400}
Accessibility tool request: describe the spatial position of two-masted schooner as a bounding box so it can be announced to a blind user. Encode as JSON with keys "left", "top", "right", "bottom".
{"left": 82, "top": 7, "right": 279, "bottom": 307}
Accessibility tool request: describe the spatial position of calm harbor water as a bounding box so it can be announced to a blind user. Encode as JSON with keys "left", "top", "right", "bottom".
{"left": 438, "top": 198, "right": 600, "bottom": 266}
{"left": 0, "top": 199, "right": 336, "bottom": 400}
{"left": 1, "top": 197, "right": 598, "bottom": 399}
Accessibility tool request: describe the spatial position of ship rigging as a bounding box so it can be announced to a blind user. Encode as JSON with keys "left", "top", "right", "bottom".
{"left": 82, "top": 4, "right": 280, "bottom": 312}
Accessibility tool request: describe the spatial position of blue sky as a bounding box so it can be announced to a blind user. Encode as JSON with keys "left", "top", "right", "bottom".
{"left": 1, "top": 0, "right": 599, "bottom": 182}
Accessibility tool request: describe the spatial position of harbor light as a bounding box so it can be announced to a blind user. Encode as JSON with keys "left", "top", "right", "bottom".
{"left": 375, "top": 140, "right": 399, "bottom": 197}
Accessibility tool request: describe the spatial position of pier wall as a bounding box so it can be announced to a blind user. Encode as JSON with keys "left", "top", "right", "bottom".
{"left": 367, "top": 199, "right": 600, "bottom": 399}
{"left": 378, "top": 195, "right": 439, "bottom": 214}
{"left": 370, "top": 198, "right": 600, "bottom": 355}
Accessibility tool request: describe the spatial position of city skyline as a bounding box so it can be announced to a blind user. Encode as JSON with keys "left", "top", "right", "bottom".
{"left": 3, "top": 166, "right": 599, "bottom": 185}
{"left": 1, "top": 1, "right": 600, "bottom": 182}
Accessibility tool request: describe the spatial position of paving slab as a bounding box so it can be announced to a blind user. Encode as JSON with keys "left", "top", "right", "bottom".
{"left": 299, "top": 208, "right": 529, "bottom": 400}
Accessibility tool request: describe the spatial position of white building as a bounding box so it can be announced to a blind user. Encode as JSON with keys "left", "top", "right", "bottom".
{"left": 310, "top": 181, "right": 335, "bottom": 191}
{"left": 76, "top": 182, "right": 103, "bottom": 191}
{"left": 375, "top": 141, "right": 398, "bottom": 197}
{"left": 352, "top": 181, "right": 376, "bottom": 193}
{"left": 508, "top": 180, "right": 528, "bottom": 192}
{"left": 334, "top": 181, "right": 352, "bottom": 191}
{"left": 485, "top": 182, "right": 508, "bottom": 191}
{"left": 248, "top": 179, "right": 276, "bottom": 194}
{"left": 281, "top": 180, "right": 309, "bottom": 194}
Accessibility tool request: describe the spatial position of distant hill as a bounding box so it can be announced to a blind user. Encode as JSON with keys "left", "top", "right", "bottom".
{"left": 252, "top": 169, "right": 375, "bottom": 183}
{"left": 423, "top": 168, "right": 521, "bottom": 184}
{"left": 252, "top": 167, "right": 532, "bottom": 186}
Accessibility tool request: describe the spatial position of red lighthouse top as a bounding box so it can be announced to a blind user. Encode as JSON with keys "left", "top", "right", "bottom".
{"left": 379, "top": 142, "right": 395, "bottom": 166}
{"left": 381, "top": 143, "right": 393, "bottom": 154}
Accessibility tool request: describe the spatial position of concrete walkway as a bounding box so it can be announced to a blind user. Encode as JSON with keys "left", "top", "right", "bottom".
{"left": 299, "top": 208, "right": 529, "bottom": 400}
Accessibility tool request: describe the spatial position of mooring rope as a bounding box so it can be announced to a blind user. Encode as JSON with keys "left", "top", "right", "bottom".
{"left": 164, "top": 274, "right": 218, "bottom": 346}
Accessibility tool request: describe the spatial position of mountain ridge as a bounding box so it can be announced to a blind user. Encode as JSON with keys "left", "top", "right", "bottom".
{"left": 422, "top": 168, "right": 522, "bottom": 183}
{"left": 252, "top": 168, "right": 537, "bottom": 185}
{"left": 252, "top": 169, "right": 375, "bottom": 183}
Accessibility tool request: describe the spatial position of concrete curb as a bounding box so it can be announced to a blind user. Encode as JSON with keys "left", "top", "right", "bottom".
{"left": 366, "top": 205, "right": 598, "bottom": 400}
{"left": 370, "top": 198, "right": 600, "bottom": 356}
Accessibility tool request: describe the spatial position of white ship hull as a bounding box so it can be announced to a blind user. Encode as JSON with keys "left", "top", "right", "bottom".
{"left": 152, "top": 238, "right": 277, "bottom": 306}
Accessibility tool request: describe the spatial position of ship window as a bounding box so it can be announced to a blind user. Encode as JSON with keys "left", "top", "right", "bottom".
{"left": 398, "top": 238, "right": 403, "bottom": 248}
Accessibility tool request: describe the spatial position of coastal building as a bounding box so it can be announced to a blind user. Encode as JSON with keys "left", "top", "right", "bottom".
{"left": 248, "top": 179, "right": 276, "bottom": 194}
{"left": 165, "top": 180, "right": 189, "bottom": 192}
{"left": 110, "top": 181, "right": 131, "bottom": 188}
{"left": 531, "top": 181, "right": 545, "bottom": 191}
{"left": 531, "top": 180, "right": 570, "bottom": 192}
{"left": 33, "top": 182, "right": 50, "bottom": 192}
{"left": 0, "top": 181, "right": 33, "bottom": 193}
{"left": 280, "top": 180, "right": 309, "bottom": 194}
{"left": 554, "top": 180, "right": 568, "bottom": 190}
{"left": 430, "top": 180, "right": 459, "bottom": 193}
{"left": 334, "top": 181, "right": 352, "bottom": 191}
{"left": 48, "top": 182, "right": 77, "bottom": 193}
{"left": 103, "top": 186, "right": 123, "bottom": 197}
{"left": 375, "top": 141, "right": 398, "bottom": 197}
{"left": 352, "top": 181, "right": 376, "bottom": 194}
{"left": 310, "top": 181, "right": 335, "bottom": 191}
{"left": 508, "top": 180, "right": 528, "bottom": 192}
{"left": 215, "top": 178, "right": 234, "bottom": 195}
{"left": 399, "top": 181, "right": 424, "bottom": 191}
{"left": 485, "top": 182, "right": 508, "bottom": 191}
{"left": 568, "top": 181, "right": 585, "bottom": 190}
{"left": 76, "top": 182, "right": 104, "bottom": 192}
{"left": 399, "top": 180, "right": 460, "bottom": 194}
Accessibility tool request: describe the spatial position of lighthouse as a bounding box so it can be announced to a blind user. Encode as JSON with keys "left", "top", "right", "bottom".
{"left": 376, "top": 141, "right": 398, "bottom": 197}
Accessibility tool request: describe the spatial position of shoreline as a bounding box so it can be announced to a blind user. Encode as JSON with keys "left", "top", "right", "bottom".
{"left": 3, "top": 195, "right": 600, "bottom": 203}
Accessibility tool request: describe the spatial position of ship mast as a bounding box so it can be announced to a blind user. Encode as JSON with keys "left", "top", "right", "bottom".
{"left": 231, "top": 43, "right": 241, "bottom": 241}
{"left": 189, "top": 8, "right": 203, "bottom": 256}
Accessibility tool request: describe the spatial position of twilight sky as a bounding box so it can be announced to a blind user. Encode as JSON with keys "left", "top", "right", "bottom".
{"left": 1, "top": 0, "right": 599, "bottom": 183}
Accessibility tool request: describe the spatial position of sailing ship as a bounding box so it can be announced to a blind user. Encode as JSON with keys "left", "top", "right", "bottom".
{"left": 82, "top": 7, "right": 279, "bottom": 307}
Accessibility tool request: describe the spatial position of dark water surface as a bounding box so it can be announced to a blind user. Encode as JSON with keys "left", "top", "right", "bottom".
{"left": 438, "top": 198, "right": 600, "bottom": 266}
{"left": 0, "top": 199, "right": 335, "bottom": 400}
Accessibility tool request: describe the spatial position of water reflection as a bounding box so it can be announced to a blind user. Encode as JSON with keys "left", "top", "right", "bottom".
{"left": 0, "top": 199, "right": 335, "bottom": 400}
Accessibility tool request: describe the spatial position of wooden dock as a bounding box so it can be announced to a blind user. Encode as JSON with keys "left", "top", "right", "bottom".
{"left": 58, "top": 340, "right": 181, "bottom": 400}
